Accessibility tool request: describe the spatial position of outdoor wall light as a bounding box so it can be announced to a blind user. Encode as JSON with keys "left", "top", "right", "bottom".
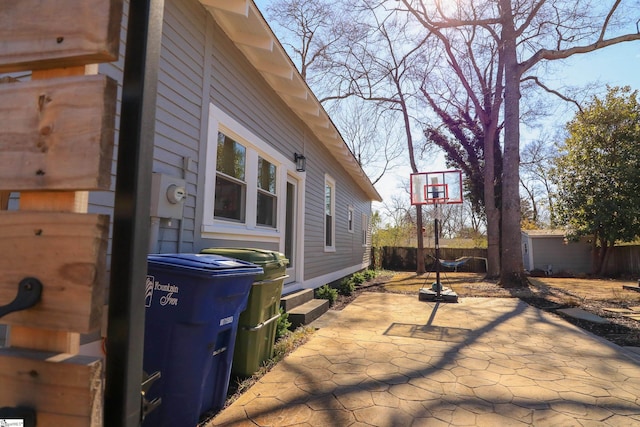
{"left": 294, "top": 152, "right": 306, "bottom": 172}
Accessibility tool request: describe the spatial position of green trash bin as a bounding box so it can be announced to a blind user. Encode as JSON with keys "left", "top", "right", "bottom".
{"left": 200, "top": 248, "right": 288, "bottom": 377}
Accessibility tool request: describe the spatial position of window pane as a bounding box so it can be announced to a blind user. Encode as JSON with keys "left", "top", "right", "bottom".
{"left": 214, "top": 175, "right": 245, "bottom": 222}
{"left": 348, "top": 208, "right": 353, "bottom": 232}
{"left": 257, "top": 191, "right": 277, "bottom": 227}
{"left": 325, "top": 182, "right": 333, "bottom": 247}
{"left": 326, "top": 214, "right": 332, "bottom": 246}
{"left": 362, "top": 215, "right": 368, "bottom": 245}
{"left": 217, "top": 132, "right": 245, "bottom": 180}
{"left": 325, "top": 184, "right": 332, "bottom": 215}
{"left": 258, "top": 157, "right": 276, "bottom": 193}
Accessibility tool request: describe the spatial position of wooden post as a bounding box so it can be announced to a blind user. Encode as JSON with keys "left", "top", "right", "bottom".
{"left": 0, "top": 1, "right": 123, "bottom": 425}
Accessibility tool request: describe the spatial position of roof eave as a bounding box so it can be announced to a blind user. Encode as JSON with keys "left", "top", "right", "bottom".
{"left": 199, "top": 0, "right": 382, "bottom": 202}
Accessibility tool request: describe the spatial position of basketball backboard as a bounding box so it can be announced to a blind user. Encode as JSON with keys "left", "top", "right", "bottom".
{"left": 410, "top": 170, "right": 463, "bottom": 205}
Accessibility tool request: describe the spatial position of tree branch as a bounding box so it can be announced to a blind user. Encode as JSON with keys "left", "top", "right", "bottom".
{"left": 521, "top": 75, "right": 583, "bottom": 112}
{"left": 598, "top": 0, "right": 623, "bottom": 43}
{"left": 521, "top": 33, "right": 640, "bottom": 72}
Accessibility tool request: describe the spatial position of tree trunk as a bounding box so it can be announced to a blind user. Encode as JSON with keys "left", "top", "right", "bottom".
{"left": 416, "top": 204, "right": 426, "bottom": 275}
{"left": 483, "top": 132, "right": 500, "bottom": 278}
{"left": 592, "top": 235, "right": 611, "bottom": 276}
{"left": 499, "top": 0, "right": 525, "bottom": 287}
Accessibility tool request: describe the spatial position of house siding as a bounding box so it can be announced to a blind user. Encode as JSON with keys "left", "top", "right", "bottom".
{"left": 91, "top": 0, "right": 373, "bottom": 289}
{"left": 198, "top": 8, "right": 372, "bottom": 286}
{"left": 303, "top": 142, "right": 372, "bottom": 282}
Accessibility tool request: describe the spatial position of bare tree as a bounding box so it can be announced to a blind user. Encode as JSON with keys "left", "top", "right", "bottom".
{"left": 331, "top": 100, "right": 405, "bottom": 185}
{"left": 397, "top": 0, "right": 640, "bottom": 286}
{"left": 265, "top": 0, "right": 405, "bottom": 188}
{"left": 308, "top": 4, "right": 435, "bottom": 273}
{"left": 520, "top": 136, "right": 559, "bottom": 227}
{"left": 265, "top": 0, "right": 343, "bottom": 83}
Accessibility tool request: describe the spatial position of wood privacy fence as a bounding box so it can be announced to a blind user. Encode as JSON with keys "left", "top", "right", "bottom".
{"left": 0, "top": 1, "right": 123, "bottom": 425}
{"left": 604, "top": 245, "right": 640, "bottom": 277}
{"left": 373, "top": 245, "right": 640, "bottom": 277}
{"left": 372, "top": 247, "right": 489, "bottom": 273}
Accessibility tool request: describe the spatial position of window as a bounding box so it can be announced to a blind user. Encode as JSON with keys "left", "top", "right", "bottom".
{"left": 214, "top": 132, "right": 246, "bottom": 222}
{"left": 204, "top": 104, "right": 304, "bottom": 249}
{"left": 213, "top": 131, "right": 280, "bottom": 229}
{"left": 362, "top": 213, "right": 369, "bottom": 246}
{"left": 257, "top": 156, "right": 277, "bottom": 227}
{"left": 324, "top": 175, "right": 335, "bottom": 251}
{"left": 347, "top": 206, "right": 354, "bottom": 233}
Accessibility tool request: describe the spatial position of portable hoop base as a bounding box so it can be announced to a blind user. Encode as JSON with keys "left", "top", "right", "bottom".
{"left": 418, "top": 287, "right": 458, "bottom": 303}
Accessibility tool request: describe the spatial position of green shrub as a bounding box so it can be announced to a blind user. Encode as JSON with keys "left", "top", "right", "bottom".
{"left": 315, "top": 284, "right": 338, "bottom": 306}
{"left": 337, "top": 278, "right": 356, "bottom": 296}
{"left": 351, "top": 272, "right": 366, "bottom": 285}
{"left": 275, "top": 307, "right": 291, "bottom": 340}
{"left": 363, "top": 269, "right": 377, "bottom": 280}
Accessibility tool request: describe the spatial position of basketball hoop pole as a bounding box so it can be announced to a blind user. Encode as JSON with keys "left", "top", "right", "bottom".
{"left": 434, "top": 203, "right": 441, "bottom": 298}
{"left": 414, "top": 169, "right": 461, "bottom": 303}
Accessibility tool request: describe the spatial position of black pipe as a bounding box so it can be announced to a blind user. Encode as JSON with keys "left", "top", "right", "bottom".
{"left": 434, "top": 211, "right": 441, "bottom": 298}
{"left": 104, "top": 0, "right": 164, "bottom": 425}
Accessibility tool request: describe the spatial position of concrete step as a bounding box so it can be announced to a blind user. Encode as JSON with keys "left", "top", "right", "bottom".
{"left": 280, "top": 288, "right": 314, "bottom": 312}
{"left": 287, "top": 299, "right": 330, "bottom": 329}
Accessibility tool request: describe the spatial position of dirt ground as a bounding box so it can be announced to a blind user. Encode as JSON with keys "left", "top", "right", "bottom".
{"left": 334, "top": 271, "right": 640, "bottom": 347}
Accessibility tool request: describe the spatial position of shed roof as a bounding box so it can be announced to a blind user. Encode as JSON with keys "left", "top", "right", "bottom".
{"left": 522, "top": 229, "right": 566, "bottom": 238}
{"left": 199, "top": 0, "right": 382, "bottom": 202}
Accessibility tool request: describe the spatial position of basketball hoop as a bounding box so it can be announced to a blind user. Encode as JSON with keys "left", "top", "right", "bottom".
{"left": 410, "top": 169, "right": 463, "bottom": 303}
{"left": 410, "top": 170, "right": 462, "bottom": 206}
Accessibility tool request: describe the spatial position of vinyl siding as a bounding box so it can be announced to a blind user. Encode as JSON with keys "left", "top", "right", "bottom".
{"left": 303, "top": 143, "right": 372, "bottom": 281}
{"left": 90, "top": 0, "right": 373, "bottom": 287}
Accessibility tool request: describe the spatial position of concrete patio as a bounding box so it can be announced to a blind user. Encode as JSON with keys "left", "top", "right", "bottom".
{"left": 207, "top": 293, "right": 640, "bottom": 426}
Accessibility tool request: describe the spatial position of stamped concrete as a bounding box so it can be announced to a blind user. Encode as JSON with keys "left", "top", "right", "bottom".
{"left": 207, "top": 294, "right": 640, "bottom": 426}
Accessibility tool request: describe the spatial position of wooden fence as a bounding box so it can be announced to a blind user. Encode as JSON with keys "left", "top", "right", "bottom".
{"left": 372, "top": 247, "right": 489, "bottom": 273}
{"left": 604, "top": 245, "right": 640, "bottom": 277}
{"left": 373, "top": 245, "right": 640, "bottom": 278}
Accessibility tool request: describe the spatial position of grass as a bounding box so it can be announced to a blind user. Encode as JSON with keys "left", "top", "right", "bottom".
{"left": 381, "top": 271, "right": 640, "bottom": 303}
{"left": 527, "top": 276, "right": 640, "bottom": 305}
{"left": 382, "top": 271, "right": 524, "bottom": 297}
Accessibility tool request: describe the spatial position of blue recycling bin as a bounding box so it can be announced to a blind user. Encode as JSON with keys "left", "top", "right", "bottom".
{"left": 142, "top": 253, "right": 262, "bottom": 427}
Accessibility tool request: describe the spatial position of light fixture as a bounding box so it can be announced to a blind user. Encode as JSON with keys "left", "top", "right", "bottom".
{"left": 294, "top": 152, "right": 306, "bottom": 172}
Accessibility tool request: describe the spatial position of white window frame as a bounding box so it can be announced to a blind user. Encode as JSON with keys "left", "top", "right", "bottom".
{"left": 347, "top": 205, "right": 354, "bottom": 233}
{"left": 324, "top": 174, "right": 336, "bottom": 252}
{"left": 204, "top": 104, "right": 294, "bottom": 243}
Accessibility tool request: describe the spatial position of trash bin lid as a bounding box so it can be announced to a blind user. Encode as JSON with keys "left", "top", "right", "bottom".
{"left": 148, "top": 253, "right": 263, "bottom": 277}
{"left": 199, "top": 248, "right": 288, "bottom": 281}
{"left": 200, "top": 248, "right": 287, "bottom": 267}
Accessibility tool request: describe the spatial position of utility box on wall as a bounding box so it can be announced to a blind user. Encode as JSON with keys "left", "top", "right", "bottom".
{"left": 150, "top": 173, "right": 187, "bottom": 219}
